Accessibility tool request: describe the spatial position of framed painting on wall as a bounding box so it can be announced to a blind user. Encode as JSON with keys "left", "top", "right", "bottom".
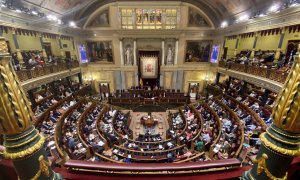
{"left": 88, "top": 9, "right": 110, "bottom": 27}
{"left": 188, "top": 7, "right": 209, "bottom": 27}
{"left": 78, "top": 44, "right": 88, "bottom": 63}
{"left": 210, "top": 44, "right": 220, "bottom": 64}
{"left": 185, "top": 40, "right": 212, "bottom": 62}
{"left": 87, "top": 41, "right": 114, "bottom": 63}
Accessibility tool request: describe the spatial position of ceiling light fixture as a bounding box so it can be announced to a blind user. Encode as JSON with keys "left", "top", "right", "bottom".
{"left": 221, "top": 21, "right": 228, "bottom": 28}
{"left": 290, "top": 3, "right": 299, "bottom": 7}
{"left": 47, "top": 14, "right": 57, "bottom": 21}
{"left": 259, "top": 13, "right": 266, "bottom": 17}
{"left": 31, "top": 10, "right": 38, "bottom": 15}
{"left": 69, "top": 21, "right": 76, "bottom": 27}
{"left": 237, "top": 14, "right": 249, "bottom": 22}
{"left": 269, "top": 4, "right": 280, "bottom": 13}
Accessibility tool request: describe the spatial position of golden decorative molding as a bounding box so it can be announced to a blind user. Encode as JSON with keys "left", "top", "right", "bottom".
{"left": 30, "top": 155, "right": 51, "bottom": 180}
{"left": 4, "top": 133, "right": 39, "bottom": 148}
{"left": 260, "top": 133, "right": 300, "bottom": 156}
{"left": 270, "top": 126, "right": 300, "bottom": 139}
{"left": 253, "top": 153, "right": 288, "bottom": 180}
{"left": 0, "top": 56, "right": 34, "bottom": 135}
{"left": 5, "top": 127, "right": 35, "bottom": 141}
{"left": 3, "top": 135, "right": 45, "bottom": 160}
{"left": 271, "top": 45, "right": 300, "bottom": 134}
{"left": 0, "top": 38, "right": 9, "bottom": 55}
{"left": 266, "top": 129, "right": 300, "bottom": 145}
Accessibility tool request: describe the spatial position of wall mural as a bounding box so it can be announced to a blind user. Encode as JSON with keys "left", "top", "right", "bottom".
{"left": 185, "top": 41, "right": 212, "bottom": 62}
{"left": 188, "top": 8, "right": 209, "bottom": 27}
{"left": 88, "top": 9, "right": 109, "bottom": 27}
{"left": 87, "top": 41, "right": 113, "bottom": 62}
{"left": 26, "top": 0, "right": 91, "bottom": 13}
{"left": 207, "top": 0, "right": 267, "bottom": 15}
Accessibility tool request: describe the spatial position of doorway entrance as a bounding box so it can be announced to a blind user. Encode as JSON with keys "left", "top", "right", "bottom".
{"left": 285, "top": 40, "right": 300, "bottom": 65}
{"left": 99, "top": 82, "right": 110, "bottom": 101}
{"left": 65, "top": 51, "right": 71, "bottom": 59}
{"left": 188, "top": 82, "right": 199, "bottom": 100}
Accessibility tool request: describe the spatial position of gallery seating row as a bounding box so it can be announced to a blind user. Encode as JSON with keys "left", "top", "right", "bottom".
{"left": 219, "top": 61, "right": 288, "bottom": 84}
{"left": 16, "top": 61, "right": 79, "bottom": 82}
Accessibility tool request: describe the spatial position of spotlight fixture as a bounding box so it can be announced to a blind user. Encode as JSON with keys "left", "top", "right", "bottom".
{"left": 69, "top": 21, "right": 76, "bottom": 27}
{"left": 47, "top": 14, "right": 57, "bottom": 21}
{"left": 31, "top": 10, "right": 38, "bottom": 15}
{"left": 268, "top": 4, "right": 280, "bottom": 13}
{"left": 236, "top": 14, "right": 249, "bottom": 22}
{"left": 258, "top": 13, "right": 266, "bottom": 17}
{"left": 221, "top": 21, "right": 228, "bottom": 28}
{"left": 15, "top": 9, "right": 21, "bottom": 13}
{"left": 290, "top": 2, "right": 299, "bottom": 7}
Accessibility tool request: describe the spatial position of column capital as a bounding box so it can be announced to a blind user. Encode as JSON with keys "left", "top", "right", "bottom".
{"left": 280, "top": 27, "right": 285, "bottom": 34}
{"left": 11, "top": 28, "right": 16, "bottom": 34}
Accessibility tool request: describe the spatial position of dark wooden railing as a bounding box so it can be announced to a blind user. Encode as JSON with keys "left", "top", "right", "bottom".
{"left": 218, "top": 62, "right": 288, "bottom": 84}
{"left": 15, "top": 61, "right": 80, "bottom": 82}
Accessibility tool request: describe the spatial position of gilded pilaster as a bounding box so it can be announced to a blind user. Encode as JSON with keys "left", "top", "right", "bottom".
{"left": 0, "top": 37, "right": 62, "bottom": 180}
{"left": 243, "top": 44, "right": 300, "bottom": 179}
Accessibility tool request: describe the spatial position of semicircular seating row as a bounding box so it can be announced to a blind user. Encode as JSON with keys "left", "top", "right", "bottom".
{"left": 34, "top": 84, "right": 277, "bottom": 166}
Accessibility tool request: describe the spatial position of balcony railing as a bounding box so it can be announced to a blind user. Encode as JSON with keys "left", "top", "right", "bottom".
{"left": 218, "top": 61, "right": 288, "bottom": 84}
{"left": 15, "top": 61, "right": 80, "bottom": 82}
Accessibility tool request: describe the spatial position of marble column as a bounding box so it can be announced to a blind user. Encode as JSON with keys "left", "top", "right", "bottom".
{"left": 133, "top": 39, "right": 137, "bottom": 66}
{"left": 159, "top": 72, "right": 164, "bottom": 88}
{"left": 250, "top": 35, "right": 258, "bottom": 58}
{"left": 174, "top": 39, "right": 178, "bottom": 65}
{"left": 59, "top": 36, "right": 64, "bottom": 57}
{"left": 275, "top": 30, "right": 285, "bottom": 61}
{"left": 161, "top": 39, "right": 165, "bottom": 66}
{"left": 39, "top": 35, "right": 47, "bottom": 59}
{"left": 233, "top": 38, "right": 239, "bottom": 57}
{"left": 120, "top": 39, "right": 124, "bottom": 66}
{"left": 135, "top": 70, "right": 139, "bottom": 87}
{"left": 12, "top": 29, "right": 23, "bottom": 63}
